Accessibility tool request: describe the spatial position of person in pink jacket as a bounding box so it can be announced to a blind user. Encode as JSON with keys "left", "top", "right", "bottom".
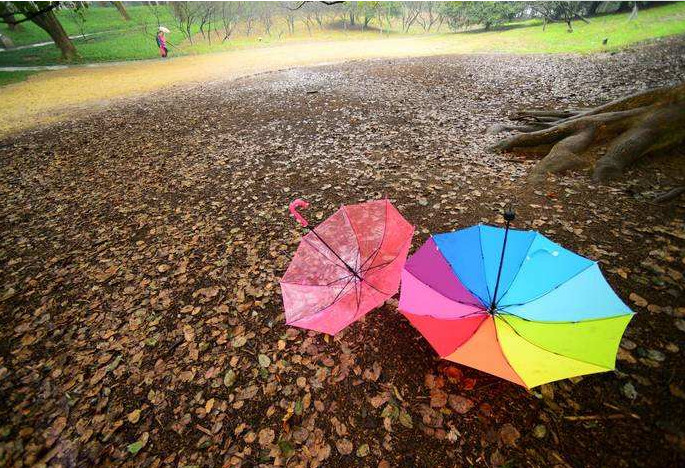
{"left": 156, "top": 30, "right": 168, "bottom": 58}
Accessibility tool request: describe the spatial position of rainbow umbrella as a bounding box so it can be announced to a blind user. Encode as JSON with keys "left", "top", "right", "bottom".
{"left": 399, "top": 209, "right": 634, "bottom": 388}
{"left": 282, "top": 199, "right": 414, "bottom": 335}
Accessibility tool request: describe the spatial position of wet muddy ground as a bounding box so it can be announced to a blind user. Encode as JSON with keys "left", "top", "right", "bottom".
{"left": 1, "top": 37, "right": 684, "bottom": 468}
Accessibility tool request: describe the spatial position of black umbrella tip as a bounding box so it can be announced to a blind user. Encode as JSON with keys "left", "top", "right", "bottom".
{"left": 504, "top": 202, "right": 516, "bottom": 222}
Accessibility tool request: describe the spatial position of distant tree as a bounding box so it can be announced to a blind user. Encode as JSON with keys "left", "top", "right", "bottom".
{"left": 219, "top": 1, "right": 241, "bottom": 41}
{"left": 416, "top": 1, "right": 444, "bottom": 33}
{"left": 0, "top": 2, "right": 79, "bottom": 59}
{"left": 344, "top": 1, "right": 356, "bottom": 26}
{"left": 280, "top": 2, "right": 297, "bottom": 34}
{"left": 440, "top": 2, "right": 524, "bottom": 31}
{"left": 67, "top": 1, "right": 88, "bottom": 39}
{"left": 258, "top": 2, "right": 273, "bottom": 35}
{"left": 528, "top": 2, "right": 590, "bottom": 32}
{"left": 375, "top": 1, "right": 401, "bottom": 35}
{"left": 197, "top": 2, "right": 219, "bottom": 43}
{"left": 242, "top": 2, "right": 256, "bottom": 36}
{"left": 355, "top": 2, "right": 377, "bottom": 30}
{"left": 401, "top": 1, "right": 422, "bottom": 33}
{"left": 111, "top": 1, "right": 130, "bottom": 21}
{"left": 170, "top": 1, "right": 200, "bottom": 44}
{"left": 584, "top": 1, "right": 603, "bottom": 17}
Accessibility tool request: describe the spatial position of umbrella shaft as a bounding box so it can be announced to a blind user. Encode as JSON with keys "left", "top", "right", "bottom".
{"left": 491, "top": 220, "right": 510, "bottom": 311}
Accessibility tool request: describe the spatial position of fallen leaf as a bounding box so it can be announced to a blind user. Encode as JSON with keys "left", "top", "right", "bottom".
{"left": 258, "top": 354, "right": 271, "bottom": 368}
{"left": 629, "top": 293, "right": 648, "bottom": 308}
{"left": 336, "top": 438, "right": 353, "bottom": 455}
{"left": 499, "top": 423, "right": 520, "bottom": 447}
{"left": 448, "top": 395, "right": 474, "bottom": 414}
{"left": 356, "top": 443, "right": 370, "bottom": 457}
{"left": 127, "top": 432, "right": 149, "bottom": 455}
{"left": 399, "top": 410, "right": 413, "bottom": 428}
{"left": 224, "top": 370, "right": 237, "bottom": 387}
{"left": 127, "top": 409, "right": 141, "bottom": 424}
{"left": 258, "top": 428, "right": 275, "bottom": 446}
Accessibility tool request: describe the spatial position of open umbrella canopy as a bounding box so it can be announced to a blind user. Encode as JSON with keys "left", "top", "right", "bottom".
{"left": 281, "top": 199, "right": 414, "bottom": 335}
{"left": 399, "top": 224, "right": 634, "bottom": 389}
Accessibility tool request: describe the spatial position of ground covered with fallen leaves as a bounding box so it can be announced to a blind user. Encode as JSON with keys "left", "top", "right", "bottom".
{"left": 1, "top": 37, "right": 684, "bottom": 468}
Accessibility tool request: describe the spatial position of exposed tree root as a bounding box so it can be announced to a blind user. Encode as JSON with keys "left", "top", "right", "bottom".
{"left": 654, "top": 186, "right": 685, "bottom": 204}
{"left": 490, "top": 83, "right": 685, "bottom": 183}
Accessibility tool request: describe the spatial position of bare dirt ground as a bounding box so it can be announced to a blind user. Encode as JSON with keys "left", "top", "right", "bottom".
{"left": 0, "top": 35, "right": 494, "bottom": 138}
{"left": 1, "top": 38, "right": 684, "bottom": 468}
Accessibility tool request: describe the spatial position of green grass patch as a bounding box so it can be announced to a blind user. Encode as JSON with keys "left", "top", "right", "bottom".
{"left": 433, "top": 2, "right": 685, "bottom": 54}
{"left": 0, "top": 2, "right": 683, "bottom": 67}
{"left": 0, "top": 4, "right": 154, "bottom": 46}
{"left": 0, "top": 5, "right": 180, "bottom": 65}
{"left": 0, "top": 70, "right": 39, "bottom": 87}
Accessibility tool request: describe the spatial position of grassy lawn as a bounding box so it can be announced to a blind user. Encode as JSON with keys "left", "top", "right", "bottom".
{"left": 0, "top": 70, "right": 38, "bottom": 87}
{"left": 0, "top": 5, "right": 181, "bottom": 66}
{"left": 1, "top": 3, "right": 684, "bottom": 68}
{"left": 433, "top": 3, "right": 685, "bottom": 54}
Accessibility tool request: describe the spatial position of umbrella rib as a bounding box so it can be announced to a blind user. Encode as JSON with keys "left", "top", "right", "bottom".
{"left": 358, "top": 241, "right": 414, "bottom": 296}
{"left": 488, "top": 316, "right": 529, "bottom": 386}
{"left": 360, "top": 259, "right": 394, "bottom": 273}
{"left": 341, "top": 205, "right": 363, "bottom": 276}
{"left": 496, "top": 310, "right": 634, "bottom": 325}
{"left": 440, "top": 313, "right": 491, "bottom": 357}
{"left": 496, "top": 262, "right": 597, "bottom": 309}
{"left": 406, "top": 310, "right": 489, "bottom": 322}
{"left": 433, "top": 235, "right": 489, "bottom": 309}
{"left": 304, "top": 227, "right": 365, "bottom": 282}
{"left": 304, "top": 274, "right": 357, "bottom": 319}
{"left": 281, "top": 273, "right": 356, "bottom": 288}
{"left": 357, "top": 199, "right": 390, "bottom": 274}
{"left": 404, "top": 268, "right": 487, "bottom": 311}
{"left": 496, "top": 315, "right": 613, "bottom": 370}
{"left": 358, "top": 234, "right": 388, "bottom": 272}
{"left": 490, "top": 231, "right": 537, "bottom": 306}
{"left": 359, "top": 276, "right": 392, "bottom": 296}
{"left": 302, "top": 236, "right": 352, "bottom": 274}
{"left": 477, "top": 225, "right": 494, "bottom": 305}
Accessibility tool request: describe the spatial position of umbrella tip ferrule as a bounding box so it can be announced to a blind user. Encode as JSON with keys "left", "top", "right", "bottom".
{"left": 504, "top": 202, "right": 516, "bottom": 222}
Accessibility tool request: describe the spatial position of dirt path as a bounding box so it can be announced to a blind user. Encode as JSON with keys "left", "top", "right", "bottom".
{"left": 0, "top": 36, "right": 472, "bottom": 138}
{"left": 1, "top": 39, "right": 684, "bottom": 468}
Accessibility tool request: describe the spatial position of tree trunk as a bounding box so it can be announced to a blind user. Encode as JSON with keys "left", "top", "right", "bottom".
{"left": 0, "top": 33, "right": 15, "bottom": 49}
{"left": 171, "top": 2, "right": 187, "bottom": 22}
{"left": 629, "top": 2, "right": 639, "bottom": 21}
{"left": 489, "top": 83, "right": 685, "bottom": 183}
{"left": 111, "top": 1, "right": 131, "bottom": 21}
{"left": 0, "top": 3, "right": 21, "bottom": 31}
{"left": 617, "top": 2, "right": 633, "bottom": 13}
{"left": 585, "top": 1, "right": 602, "bottom": 16}
{"left": 30, "top": 9, "right": 79, "bottom": 60}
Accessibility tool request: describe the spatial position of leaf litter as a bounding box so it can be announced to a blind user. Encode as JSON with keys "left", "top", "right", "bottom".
{"left": 0, "top": 37, "right": 684, "bottom": 468}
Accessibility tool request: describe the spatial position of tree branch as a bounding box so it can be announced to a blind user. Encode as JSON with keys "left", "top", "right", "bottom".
{"left": 285, "top": 1, "right": 345, "bottom": 11}
{"left": 0, "top": 2, "right": 61, "bottom": 26}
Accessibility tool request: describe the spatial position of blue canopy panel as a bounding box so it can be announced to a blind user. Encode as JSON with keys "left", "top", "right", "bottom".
{"left": 500, "top": 263, "right": 634, "bottom": 321}
{"left": 433, "top": 226, "right": 491, "bottom": 305}
{"left": 478, "top": 225, "right": 536, "bottom": 305}
{"left": 497, "top": 233, "right": 593, "bottom": 308}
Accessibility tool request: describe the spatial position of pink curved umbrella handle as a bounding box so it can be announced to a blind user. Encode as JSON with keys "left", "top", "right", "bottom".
{"left": 289, "top": 199, "right": 310, "bottom": 227}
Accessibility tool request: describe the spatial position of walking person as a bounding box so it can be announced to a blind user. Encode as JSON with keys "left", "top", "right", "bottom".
{"left": 156, "top": 27, "right": 169, "bottom": 58}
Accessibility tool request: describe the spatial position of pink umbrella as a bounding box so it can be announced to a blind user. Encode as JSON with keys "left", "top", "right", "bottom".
{"left": 281, "top": 199, "right": 414, "bottom": 335}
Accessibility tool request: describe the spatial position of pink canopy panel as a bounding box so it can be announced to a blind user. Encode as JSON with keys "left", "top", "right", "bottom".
{"left": 281, "top": 199, "right": 414, "bottom": 335}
